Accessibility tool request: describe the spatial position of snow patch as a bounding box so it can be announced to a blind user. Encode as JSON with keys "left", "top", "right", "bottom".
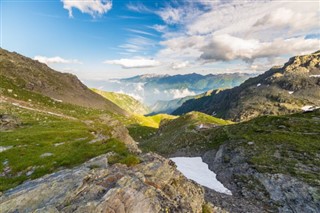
{"left": 301, "top": 105, "right": 320, "bottom": 112}
{"left": 170, "top": 157, "right": 232, "bottom": 195}
{"left": 309, "top": 75, "right": 320, "bottom": 77}
{"left": 257, "top": 83, "right": 261, "bottom": 87}
{"left": 288, "top": 91, "right": 294, "bottom": 95}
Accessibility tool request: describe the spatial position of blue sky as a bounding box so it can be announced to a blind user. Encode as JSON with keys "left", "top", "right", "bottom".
{"left": 1, "top": 0, "right": 319, "bottom": 80}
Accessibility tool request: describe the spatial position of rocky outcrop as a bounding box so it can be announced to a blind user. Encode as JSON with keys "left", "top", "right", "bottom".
{"left": 173, "top": 51, "right": 320, "bottom": 122}
{"left": 202, "top": 143, "right": 320, "bottom": 213}
{"left": 0, "top": 114, "right": 21, "bottom": 131}
{"left": 0, "top": 153, "right": 206, "bottom": 213}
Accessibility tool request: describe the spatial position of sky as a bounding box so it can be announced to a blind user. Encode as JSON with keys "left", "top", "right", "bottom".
{"left": 1, "top": 0, "right": 320, "bottom": 80}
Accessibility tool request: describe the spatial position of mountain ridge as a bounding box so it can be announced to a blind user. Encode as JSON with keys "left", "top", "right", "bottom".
{"left": 173, "top": 51, "right": 320, "bottom": 121}
{"left": 0, "top": 48, "right": 127, "bottom": 116}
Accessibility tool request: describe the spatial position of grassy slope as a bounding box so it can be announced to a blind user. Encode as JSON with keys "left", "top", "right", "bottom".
{"left": 0, "top": 77, "right": 140, "bottom": 191}
{"left": 125, "top": 114, "right": 177, "bottom": 141}
{"left": 0, "top": 49, "right": 126, "bottom": 115}
{"left": 140, "top": 111, "right": 233, "bottom": 155}
{"left": 141, "top": 109, "right": 320, "bottom": 186}
{"left": 92, "top": 88, "right": 150, "bottom": 115}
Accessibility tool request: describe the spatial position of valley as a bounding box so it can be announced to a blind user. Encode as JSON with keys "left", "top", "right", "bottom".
{"left": 0, "top": 49, "right": 319, "bottom": 212}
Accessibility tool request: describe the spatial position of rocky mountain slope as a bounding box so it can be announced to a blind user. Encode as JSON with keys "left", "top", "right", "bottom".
{"left": 1, "top": 153, "right": 211, "bottom": 213}
{"left": 0, "top": 48, "right": 126, "bottom": 115}
{"left": 141, "top": 109, "right": 320, "bottom": 212}
{"left": 173, "top": 51, "right": 320, "bottom": 121}
{"left": 92, "top": 89, "right": 150, "bottom": 115}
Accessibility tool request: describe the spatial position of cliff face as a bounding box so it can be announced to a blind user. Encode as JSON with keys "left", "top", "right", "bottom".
{"left": 1, "top": 153, "right": 209, "bottom": 213}
{"left": 173, "top": 51, "right": 320, "bottom": 122}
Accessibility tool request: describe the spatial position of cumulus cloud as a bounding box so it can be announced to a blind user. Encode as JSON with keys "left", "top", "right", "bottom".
{"left": 104, "top": 58, "right": 160, "bottom": 69}
{"left": 165, "top": 88, "right": 196, "bottom": 99}
{"left": 34, "top": 56, "right": 82, "bottom": 64}
{"left": 253, "top": 7, "right": 317, "bottom": 32}
{"left": 61, "top": 0, "right": 112, "bottom": 17}
{"left": 199, "top": 34, "right": 319, "bottom": 63}
{"left": 152, "top": 1, "right": 319, "bottom": 66}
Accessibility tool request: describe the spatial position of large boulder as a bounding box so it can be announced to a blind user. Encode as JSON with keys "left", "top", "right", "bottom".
{"left": 0, "top": 153, "right": 206, "bottom": 213}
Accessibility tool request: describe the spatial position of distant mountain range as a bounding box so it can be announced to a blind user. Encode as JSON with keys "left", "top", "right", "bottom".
{"left": 86, "top": 73, "right": 256, "bottom": 107}
{"left": 173, "top": 51, "right": 320, "bottom": 121}
{"left": 119, "top": 72, "right": 256, "bottom": 92}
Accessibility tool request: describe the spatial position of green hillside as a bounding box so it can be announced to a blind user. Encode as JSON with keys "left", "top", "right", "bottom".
{"left": 0, "top": 52, "right": 142, "bottom": 192}
{"left": 140, "top": 111, "right": 233, "bottom": 155}
{"left": 92, "top": 88, "right": 150, "bottom": 115}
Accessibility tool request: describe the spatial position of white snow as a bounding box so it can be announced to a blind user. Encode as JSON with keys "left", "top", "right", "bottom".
{"left": 288, "top": 91, "right": 294, "bottom": 95}
{"left": 170, "top": 157, "right": 232, "bottom": 195}
{"left": 301, "top": 105, "right": 320, "bottom": 112}
{"left": 309, "top": 75, "right": 320, "bottom": 77}
{"left": 257, "top": 83, "right": 261, "bottom": 87}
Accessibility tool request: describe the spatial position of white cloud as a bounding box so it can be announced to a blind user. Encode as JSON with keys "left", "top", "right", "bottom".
{"left": 119, "top": 35, "right": 157, "bottom": 53}
{"left": 126, "top": 29, "right": 156, "bottom": 37}
{"left": 172, "top": 61, "right": 190, "bottom": 70}
{"left": 34, "top": 56, "right": 82, "bottom": 64}
{"left": 126, "top": 2, "right": 152, "bottom": 13}
{"left": 117, "top": 90, "right": 143, "bottom": 102}
{"left": 253, "top": 7, "right": 318, "bottom": 32}
{"left": 165, "top": 88, "right": 196, "bottom": 99}
{"left": 151, "top": 24, "right": 167, "bottom": 33}
{"left": 61, "top": 0, "right": 112, "bottom": 17}
{"left": 104, "top": 58, "right": 160, "bottom": 69}
{"left": 153, "top": 1, "right": 320, "bottom": 66}
{"left": 156, "top": 6, "right": 183, "bottom": 25}
{"left": 200, "top": 34, "right": 319, "bottom": 63}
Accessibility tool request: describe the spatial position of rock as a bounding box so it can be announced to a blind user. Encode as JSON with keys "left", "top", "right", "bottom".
{"left": 247, "top": 141, "right": 254, "bottom": 145}
{"left": 0, "top": 114, "right": 21, "bottom": 131}
{"left": 0, "top": 153, "right": 207, "bottom": 213}
{"left": 0, "top": 146, "right": 13, "bottom": 153}
{"left": 40, "top": 153, "right": 54, "bottom": 158}
{"left": 202, "top": 142, "right": 320, "bottom": 213}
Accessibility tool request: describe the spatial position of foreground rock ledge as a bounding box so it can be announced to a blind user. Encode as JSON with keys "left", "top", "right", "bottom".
{"left": 1, "top": 153, "right": 211, "bottom": 213}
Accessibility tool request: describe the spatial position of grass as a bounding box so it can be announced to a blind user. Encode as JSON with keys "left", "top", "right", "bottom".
{"left": 140, "top": 109, "right": 320, "bottom": 186}
{"left": 0, "top": 102, "right": 140, "bottom": 191}
{"left": 91, "top": 88, "right": 150, "bottom": 115}
{"left": 140, "top": 111, "right": 233, "bottom": 155}
{"left": 0, "top": 77, "right": 143, "bottom": 191}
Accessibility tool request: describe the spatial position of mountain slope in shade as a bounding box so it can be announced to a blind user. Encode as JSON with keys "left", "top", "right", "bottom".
{"left": 173, "top": 51, "right": 320, "bottom": 121}
{"left": 92, "top": 89, "right": 150, "bottom": 115}
{"left": 0, "top": 48, "right": 127, "bottom": 115}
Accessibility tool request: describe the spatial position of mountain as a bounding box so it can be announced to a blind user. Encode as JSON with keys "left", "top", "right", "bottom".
{"left": 0, "top": 48, "right": 143, "bottom": 192}
{"left": 140, "top": 109, "right": 320, "bottom": 212}
{"left": 0, "top": 48, "right": 126, "bottom": 115}
{"left": 173, "top": 51, "right": 320, "bottom": 121}
{"left": 87, "top": 72, "right": 255, "bottom": 106}
{"left": 92, "top": 89, "right": 150, "bottom": 115}
{"left": 120, "top": 72, "right": 256, "bottom": 92}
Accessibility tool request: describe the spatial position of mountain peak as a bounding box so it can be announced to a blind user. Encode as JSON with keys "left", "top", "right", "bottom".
{"left": 283, "top": 50, "right": 320, "bottom": 74}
